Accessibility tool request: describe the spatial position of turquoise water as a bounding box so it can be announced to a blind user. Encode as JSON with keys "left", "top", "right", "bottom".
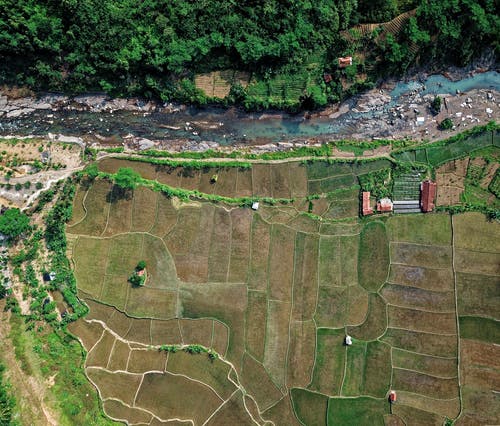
{"left": 1, "top": 71, "right": 498, "bottom": 145}
{"left": 390, "top": 71, "right": 499, "bottom": 99}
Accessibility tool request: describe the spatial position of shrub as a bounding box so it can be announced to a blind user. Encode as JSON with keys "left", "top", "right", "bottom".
{"left": 439, "top": 118, "right": 453, "bottom": 130}
{"left": 128, "top": 271, "right": 145, "bottom": 286}
{"left": 430, "top": 96, "right": 442, "bottom": 115}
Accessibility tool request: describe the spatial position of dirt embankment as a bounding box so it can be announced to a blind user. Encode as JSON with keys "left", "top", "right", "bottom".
{"left": 0, "top": 303, "right": 59, "bottom": 425}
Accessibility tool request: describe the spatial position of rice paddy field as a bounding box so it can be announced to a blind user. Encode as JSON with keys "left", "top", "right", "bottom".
{"left": 66, "top": 157, "right": 500, "bottom": 425}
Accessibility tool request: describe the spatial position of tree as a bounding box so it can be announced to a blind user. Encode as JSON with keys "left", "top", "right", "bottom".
{"left": 113, "top": 167, "right": 141, "bottom": 190}
{"left": 0, "top": 208, "right": 30, "bottom": 240}
{"left": 136, "top": 260, "right": 146, "bottom": 270}
{"left": 85, "top": 163, "right": 99, "bottom": 181}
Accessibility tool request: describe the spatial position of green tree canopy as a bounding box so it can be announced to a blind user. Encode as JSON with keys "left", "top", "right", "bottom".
{"left": 0, "top": 208, "right": 30, "bottom": 240}
{"left": 84, "top": 163, "right": 99, "bottom": 180}
{"left": 113, "top": 167, "right": 141, "bottom": 190}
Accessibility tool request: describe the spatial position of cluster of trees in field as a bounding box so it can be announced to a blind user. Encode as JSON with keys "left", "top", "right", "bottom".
{"left": 0, "top": 0, "right": 497, "bottom": 109}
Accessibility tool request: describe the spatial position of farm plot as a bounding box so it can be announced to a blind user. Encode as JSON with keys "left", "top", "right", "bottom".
{"left": 321, "top": 187, "right": 360, "bottom": 220}
{"left": 67, "top": 180, "right": 111, "bottom": 236}
{"left": 135, "top": 372, "right": 223, "bottom": 424}
{"left": 459, "top": 339, "right": 500, "bottom": 424}
{"left": 358, "top": 221, "right": 389, "bottom": 292}
{"left": 71, "top": 304, "right": 247, "bottom": 423}
{"left": 327, "top": 397, "right": 388, "bottom": 426}
{"left": 309, "top": 328, "right": 345, "bottom": 396}
{"left": 291, "top": 388, "right": 328, "bottom": 426}
{"left": 435, "top": 158, "right": 468, "bottom": 206}
{"left": 240, "top": 353, "right": 283, "bottom": 411}
{"left": 380, "top": 215, "right": 465, "bottom": 420}
{"left": 67, "top": 173, "right": 499, "bottom": 425}
{"left": 72, "top": 232, "right": 180, "bottom": 318}
{"left": 306, "top": 159, "right": 391, "bottom": 195}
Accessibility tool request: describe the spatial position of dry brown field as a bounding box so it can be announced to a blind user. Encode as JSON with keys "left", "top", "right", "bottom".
{"left": 67, "top": 163, "right": 499, "bottom": 425}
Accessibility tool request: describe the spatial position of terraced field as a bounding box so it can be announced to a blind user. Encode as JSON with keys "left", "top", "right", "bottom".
{"left": 67, "top": 159, "right": 500, "bottom": 425}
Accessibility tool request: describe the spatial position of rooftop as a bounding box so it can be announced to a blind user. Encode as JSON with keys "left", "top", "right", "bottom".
{"left": 421, "top": 180, "right": 437, "bottom": 212}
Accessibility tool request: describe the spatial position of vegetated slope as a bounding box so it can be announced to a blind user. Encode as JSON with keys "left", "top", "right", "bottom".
{"left": 0, "top": 0, "right": 497, "bottom": 110}
{"left": 66, "top": 157, "right": 500, "bottom": 425}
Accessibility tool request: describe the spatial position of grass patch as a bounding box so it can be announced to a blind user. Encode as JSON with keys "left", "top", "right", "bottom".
{"left": 327, "top": 397, "right": 388, "bottom": 426}
{"left": 291, "top": 388, "right": 328, "bottom": 426}
{"left": 309, "top": 328, "right": 345, "bottom": 396}
{"left": 387, "top": 214, "right": 451, "bottom": 246}
{"left": 343, "top": 341, "right": 367, "bottom": 396}
{"left": 459, "top": 316, "right": 500, "bottom": 343}
{"left": 363, "top": 341, "right": 391, "bottom": 398}
{"left": 456, "top": 272, "right": 499, "bottom": 318}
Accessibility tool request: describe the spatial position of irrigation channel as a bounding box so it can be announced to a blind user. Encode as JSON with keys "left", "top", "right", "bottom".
{"left": 1, "top": 71, "right": 499, "bottom": 145}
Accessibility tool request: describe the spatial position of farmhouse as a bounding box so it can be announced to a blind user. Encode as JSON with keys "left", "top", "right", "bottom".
{"left": 377, "top": 198, "right": 393, "bottom": 213}
{"left": 338, "top": 56, "right": 353, "bottom": 68}
{"left": 420, "top": 180, "right": 437, "bottom": 212}
{"left": 361, "top": 191, "right": 373, "bottom": 216}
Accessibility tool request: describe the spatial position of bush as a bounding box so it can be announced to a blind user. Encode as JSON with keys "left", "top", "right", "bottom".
{"left": 128, "top": 271, "right": 145, "bottom": 286}
{"left": 430, "top": 96, "right": 442, "bottom": 115}
{"left": 439, "top": 118, "right": 453, "bottom": 130}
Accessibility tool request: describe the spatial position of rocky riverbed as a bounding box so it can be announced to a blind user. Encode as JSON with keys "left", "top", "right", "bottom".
{"left": 0, "top": 70, "right": 498, "bottom": 154}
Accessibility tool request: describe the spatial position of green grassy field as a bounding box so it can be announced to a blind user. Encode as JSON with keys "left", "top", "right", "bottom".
{"left": 65, "top": 158, "right": 500, "bottom": 425}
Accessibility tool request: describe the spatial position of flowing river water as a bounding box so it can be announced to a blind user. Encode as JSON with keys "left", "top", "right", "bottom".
{"left": 1, "top": 71, "right": 498, "bottom": 146}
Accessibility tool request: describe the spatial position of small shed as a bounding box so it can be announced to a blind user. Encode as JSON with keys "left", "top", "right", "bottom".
{"left": 323, "top": 73, "right": 333, "bottom": 83}
{"left": 345, "top": 335, "right": 352, "bottom": 346}
{"left": 41, "top": 151, "right": 51, "bottom": 164}
{"left": 251, "top": 202, "right": 260, "bottom": 211}
{"left": 377, "top": 198, "right": 393, "bottom": 213}
{"left": 137, "top": 269, "right": 145, "bottom": 277}
{"left": 389, "top": 390, "right": 397, "bottom": 403}
{"left": 338, "top": 56, "right": 353, "bottom": 68}
{"left": 43, "top": 271, "right": 56, "bottom": 282}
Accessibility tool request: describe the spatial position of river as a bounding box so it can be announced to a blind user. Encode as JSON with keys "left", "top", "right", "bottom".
{"left": 0, "top": 71, "right": 498, "bottom": 146}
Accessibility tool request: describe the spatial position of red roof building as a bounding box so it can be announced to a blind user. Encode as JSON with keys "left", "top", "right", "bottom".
{"left": 362, "top": 191, "right": 373, "bottom": 216}
{"left": 421, "top": 180, "right": 437, "bottom": 212}
{"left": 377, "top": 198, "right": 393, "bottom": 213}
{"left": 338, "top": 56, "right": 353, "bottom": 68}
{"left": 323, "top": 73, "right": 333, "bottom": 83}
{"left": 389, "top": 391, "right": 397, "bottom": 403}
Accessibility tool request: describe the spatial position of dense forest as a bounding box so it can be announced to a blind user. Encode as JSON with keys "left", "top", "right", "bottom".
{"left": 0, "top": 0, "right": 498, "bottom": 110}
